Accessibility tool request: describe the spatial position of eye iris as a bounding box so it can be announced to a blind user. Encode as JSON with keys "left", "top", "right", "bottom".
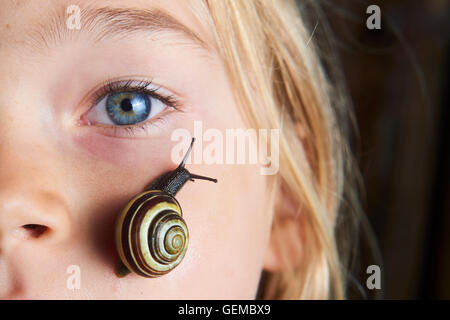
{"left": 106, "top": 92, "right": 151, "bottom": 125}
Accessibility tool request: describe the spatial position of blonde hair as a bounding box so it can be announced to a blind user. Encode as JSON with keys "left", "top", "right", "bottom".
{"left": 190, "top": 0, "right": 363, "bottom": 299}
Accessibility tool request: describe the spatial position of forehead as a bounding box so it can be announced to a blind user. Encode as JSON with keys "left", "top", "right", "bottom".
{"left": 0, "top": 0, "right": 213, "bottom": 53}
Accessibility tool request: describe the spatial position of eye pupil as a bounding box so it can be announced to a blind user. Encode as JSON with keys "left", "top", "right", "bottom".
{"left": 121, "top": 98, "right": 133, "bottom": 112}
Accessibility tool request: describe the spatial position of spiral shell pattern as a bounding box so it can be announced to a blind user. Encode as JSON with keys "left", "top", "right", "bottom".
{"left": 115, "top": 190, "right": 189, "bottom": 277}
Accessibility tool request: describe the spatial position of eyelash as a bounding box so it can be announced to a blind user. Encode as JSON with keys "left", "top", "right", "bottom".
{"left": 85, "top": 79, "right": 181, "bottom": 138}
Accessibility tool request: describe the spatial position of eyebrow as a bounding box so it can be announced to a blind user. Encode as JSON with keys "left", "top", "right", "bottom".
{"left": 28, "top": 5, "right": 210, "bottom": 52}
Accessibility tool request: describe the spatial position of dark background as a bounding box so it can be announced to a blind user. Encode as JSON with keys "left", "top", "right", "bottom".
{"left": 312, "top": 0, "right": 448, "bottom": 299}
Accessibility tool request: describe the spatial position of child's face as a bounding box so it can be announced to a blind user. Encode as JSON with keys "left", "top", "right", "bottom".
{"left": 0, "top": 0, "right": 272, "bottom": 299}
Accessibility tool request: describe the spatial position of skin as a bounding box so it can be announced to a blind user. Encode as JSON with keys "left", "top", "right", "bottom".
{"left": 0, "top": 0, "right": 277, "bottom": 299}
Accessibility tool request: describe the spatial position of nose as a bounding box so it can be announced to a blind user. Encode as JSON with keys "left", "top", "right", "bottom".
{"left": 0, "top": 124, "right": 73, "bottom": 248}
{"left": 0, "top": 186, "right": 72, "bottom": 248}
{"left": 0, "top": 177, "right": 72, "bottom": 297}
{"left": 0, "top": 95, "right": 75, "bottom": 297}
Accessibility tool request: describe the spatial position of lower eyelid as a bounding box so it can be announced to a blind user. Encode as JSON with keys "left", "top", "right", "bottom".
{"left": 80, "top": 109, "right": 175, "bottom": 139}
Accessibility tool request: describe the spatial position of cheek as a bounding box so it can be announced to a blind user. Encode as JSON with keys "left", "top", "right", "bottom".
{"left": 176, "top": 163, "right": 269, "bottom": 298}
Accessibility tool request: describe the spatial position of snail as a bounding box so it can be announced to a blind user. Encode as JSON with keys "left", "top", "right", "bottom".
{"left": 115, "top": 137, "right": 217, "bottom": 278}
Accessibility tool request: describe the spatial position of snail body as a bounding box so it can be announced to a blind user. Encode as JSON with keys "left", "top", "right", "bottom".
{"left": 115, "top": 138, "right": 217, "bottom": 278}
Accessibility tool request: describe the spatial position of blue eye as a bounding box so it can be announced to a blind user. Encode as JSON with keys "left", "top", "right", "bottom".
{"left": 84, "top": 81, "right": 171, "bottom": 127}
{"left": 106, "top": 92, "right": 151, "bottom": 125}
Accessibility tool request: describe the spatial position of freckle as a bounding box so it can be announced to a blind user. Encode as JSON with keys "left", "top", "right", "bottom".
{"left": 5, "top": 24, "right": 10, "bottom": 29}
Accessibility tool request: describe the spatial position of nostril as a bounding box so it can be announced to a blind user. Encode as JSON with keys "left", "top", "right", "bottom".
{"left": 22, "top": 224, "right": 49, "bottom": 238}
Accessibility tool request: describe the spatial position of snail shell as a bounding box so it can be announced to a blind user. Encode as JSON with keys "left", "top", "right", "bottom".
{"left": 115, "top": 190, "right": 189, "bottom": 277}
